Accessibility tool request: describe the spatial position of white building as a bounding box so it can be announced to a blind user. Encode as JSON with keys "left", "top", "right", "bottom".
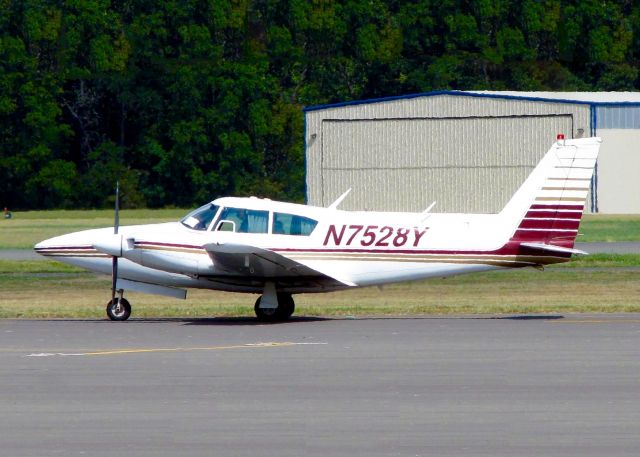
{"left": 304, "top": 91, "right": 640, "bottom": 214}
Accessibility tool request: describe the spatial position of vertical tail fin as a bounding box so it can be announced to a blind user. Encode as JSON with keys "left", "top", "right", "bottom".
{"left": 501, "top": 137, "right": 601, "bottom": 250}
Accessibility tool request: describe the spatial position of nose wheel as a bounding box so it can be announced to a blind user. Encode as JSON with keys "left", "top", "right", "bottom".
{"left": 106, "top": 297, "right": 131, "bottom": 321}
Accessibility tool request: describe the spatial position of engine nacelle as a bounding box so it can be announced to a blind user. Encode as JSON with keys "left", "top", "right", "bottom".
{"left": 123, "top": 248, "right": 215, "bottom": 276}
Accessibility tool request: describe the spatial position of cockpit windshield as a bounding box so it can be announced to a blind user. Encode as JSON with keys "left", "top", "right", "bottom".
{"left": 180, "top": 203, "right": 220, "bottom": 231}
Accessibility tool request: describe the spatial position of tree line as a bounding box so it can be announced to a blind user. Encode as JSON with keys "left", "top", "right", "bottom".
{"left": 1, "top": 0, "right": 638, "bottom": 210}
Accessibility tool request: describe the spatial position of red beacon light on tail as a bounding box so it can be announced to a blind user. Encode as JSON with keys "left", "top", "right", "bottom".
{"left": 556, "top": 133, "right": 565, "bottom": 140}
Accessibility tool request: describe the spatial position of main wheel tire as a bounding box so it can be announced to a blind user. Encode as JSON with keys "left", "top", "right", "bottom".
{"left": 106, "top": 298, "right": 131, "bottom": 321}
{"left": 276, "top": 293, "right": 295, "bottom": 320}
{"left": 254, "top": 293, "right": 295, "bottom": 322}
{"left": 254, "top": 297, "right": 278, "bottom": 322}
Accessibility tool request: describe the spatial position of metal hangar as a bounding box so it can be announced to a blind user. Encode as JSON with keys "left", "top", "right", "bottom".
{"left": 304, "top": 91, "right": 640, "bottom": 214}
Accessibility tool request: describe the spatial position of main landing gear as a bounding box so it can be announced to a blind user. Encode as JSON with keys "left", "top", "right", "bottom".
{"left": 254, "top": 293, "right": 295, "bottom": 322}
{"left": 254, "top": 282, "right": 295, "bottom": 322}
{"left": 106, "top": 290, "right": 131, "bottom": 321}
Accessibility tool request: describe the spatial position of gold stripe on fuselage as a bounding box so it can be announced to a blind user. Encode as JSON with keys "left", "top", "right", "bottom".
{"left": 286, "top": 253, "right": 567, "bottom": 267}
{"left": 131, "top": 246, "right": 569, "bottom": 268}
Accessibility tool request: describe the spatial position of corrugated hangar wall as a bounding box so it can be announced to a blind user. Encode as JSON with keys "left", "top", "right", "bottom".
{"left": 305, "top": 94, "right": 591, "bottom": 213}
{"left": 593, "top": 106, "right": 640, "bottom": 214}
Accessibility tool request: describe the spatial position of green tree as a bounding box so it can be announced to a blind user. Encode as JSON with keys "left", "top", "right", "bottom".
{"left": 1, "top": 0, "right": 639, "bottom": 210}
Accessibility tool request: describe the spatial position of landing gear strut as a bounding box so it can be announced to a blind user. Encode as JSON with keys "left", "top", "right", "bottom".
{"left": 254, "top": 293, "right": 295, "bottom": 322}
{"left": 106, "top": 291, "right": 131, "bottom": 321}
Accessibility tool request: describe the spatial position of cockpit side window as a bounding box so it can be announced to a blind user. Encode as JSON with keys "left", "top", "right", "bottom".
{"left": 181, "top": 204, "right": 220, "bottom": 231}
{"left": 272, "top": 213, "right": 318, "bottom": 236}
{"left": 216, "top": 207, "right": 268, "bottom": 233}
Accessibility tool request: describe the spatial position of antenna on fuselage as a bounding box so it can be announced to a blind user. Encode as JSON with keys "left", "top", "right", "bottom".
{"left": 418, "top": 201, "right": 437, "bottom": 223}
{"left": 327, "top": 188, "right": 351, "bottom": 210}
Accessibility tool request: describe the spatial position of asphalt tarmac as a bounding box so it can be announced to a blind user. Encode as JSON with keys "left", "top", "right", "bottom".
{"left": 1, "top": 316, "right": 639, "bottom": 457}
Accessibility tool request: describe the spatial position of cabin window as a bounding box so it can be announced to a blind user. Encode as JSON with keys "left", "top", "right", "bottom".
{"left": 272, "top": 213, "right": 318, "bottom": 236}
{"left": 181, "top": 204, "right": 220, "bottom": 231}
{"left": 216, "top": 207, "right": 268, "bottom": 234}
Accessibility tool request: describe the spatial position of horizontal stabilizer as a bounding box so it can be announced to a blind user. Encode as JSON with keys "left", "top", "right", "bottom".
{"left": 521, "top": 242, "right": 588, "bottom": 256}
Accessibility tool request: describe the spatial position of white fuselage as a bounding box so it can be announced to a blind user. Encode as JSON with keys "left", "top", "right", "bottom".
{"left": 35, "top": 137, "right": 602, "bottom": 300}
{"left": 35, "top": 204, "right": 518, "bottom": 295}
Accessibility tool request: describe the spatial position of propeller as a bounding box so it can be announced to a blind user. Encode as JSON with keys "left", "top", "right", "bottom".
{"left": 111, "top": 181, "right": 120, "bottom": 304}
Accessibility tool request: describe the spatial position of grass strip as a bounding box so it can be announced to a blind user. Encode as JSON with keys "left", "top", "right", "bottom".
{"left": 7, "top": 209, "right": 186, "bottom": 220}
{"left": 1, "top": 267, "right": 638, "bottom": 319}
{"left": 548, "top": 253, "right": 640, "bottom": 268}
{"left": 579, "top": 214, "right": 640, "bottom": 242}
{"left": 0, "top": 209, "right": 184, "bottom": 249}
{"left": 0, "top": 260, "right": 84, "bottom": 274}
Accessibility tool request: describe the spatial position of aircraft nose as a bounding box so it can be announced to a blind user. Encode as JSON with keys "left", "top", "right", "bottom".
{"left": 33, "top": 231, "right": 99, "bottom": 258}
{"left": 34, "top": 235, "right": 72, "bottom": 257}
{"left": 34, "top": 227, "right": 125, "bottom": 259}
{"left": 34, "top": 238, "right": 53, "bottom": 251}
{"left": 34, "top": 237, "right": 53, "bottom": 255}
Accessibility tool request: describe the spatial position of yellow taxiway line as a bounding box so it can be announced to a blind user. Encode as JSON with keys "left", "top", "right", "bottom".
{"left": 25, "top": 341, "right": 326, "bottom": 357}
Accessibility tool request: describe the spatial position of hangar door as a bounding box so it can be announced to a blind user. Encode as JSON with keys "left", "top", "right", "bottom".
{"left": 320, "top": 115, "right": 574, "bottom": 213}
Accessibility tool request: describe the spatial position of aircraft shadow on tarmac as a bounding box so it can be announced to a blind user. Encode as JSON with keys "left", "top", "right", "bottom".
{"left": 33, "top": 315, "right": 564, "bottom": 326}
{"left": 182, "top": 316, "right": 331, "bottom": 326}
{"left": 32, "top": 316, "right": 332, "bottom": 326}
{"left": 173, "top": 314, "right": 564, "bottom": 325}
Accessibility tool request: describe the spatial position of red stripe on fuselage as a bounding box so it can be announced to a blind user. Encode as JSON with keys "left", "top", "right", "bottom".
{"left": 132, "top": 238, "right": 572, "bottom": 265}
{"left": 272, "top": 242, "right": 571, "bottom": 259}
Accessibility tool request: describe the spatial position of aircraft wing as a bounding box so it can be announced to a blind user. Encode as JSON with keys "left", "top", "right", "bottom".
{"left": 202, "top": 242, "right": 356, "bottom": 287}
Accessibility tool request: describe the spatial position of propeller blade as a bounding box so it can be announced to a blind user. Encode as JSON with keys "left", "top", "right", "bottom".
{"left": 114, "top": 181, "right": 120, "bottom": 235}
{"left": 111, "top": 181, "right": 120, "bottom": 303}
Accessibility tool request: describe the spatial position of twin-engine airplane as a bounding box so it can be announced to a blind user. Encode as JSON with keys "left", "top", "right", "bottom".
{"left": 35, "top": 136, "right": 601, "bottom": 321}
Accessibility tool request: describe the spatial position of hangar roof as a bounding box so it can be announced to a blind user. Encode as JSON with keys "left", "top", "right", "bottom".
{"left": 304, "top": 90, "right": 640, "bottom": 111}
{"left": 467, "top": 91, "right": 640, "bottom": 103}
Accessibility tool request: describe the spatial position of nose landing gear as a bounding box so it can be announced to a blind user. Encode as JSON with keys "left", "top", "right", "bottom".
{"left": 106, "top": 290, "right": 131, "bottom": 321}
